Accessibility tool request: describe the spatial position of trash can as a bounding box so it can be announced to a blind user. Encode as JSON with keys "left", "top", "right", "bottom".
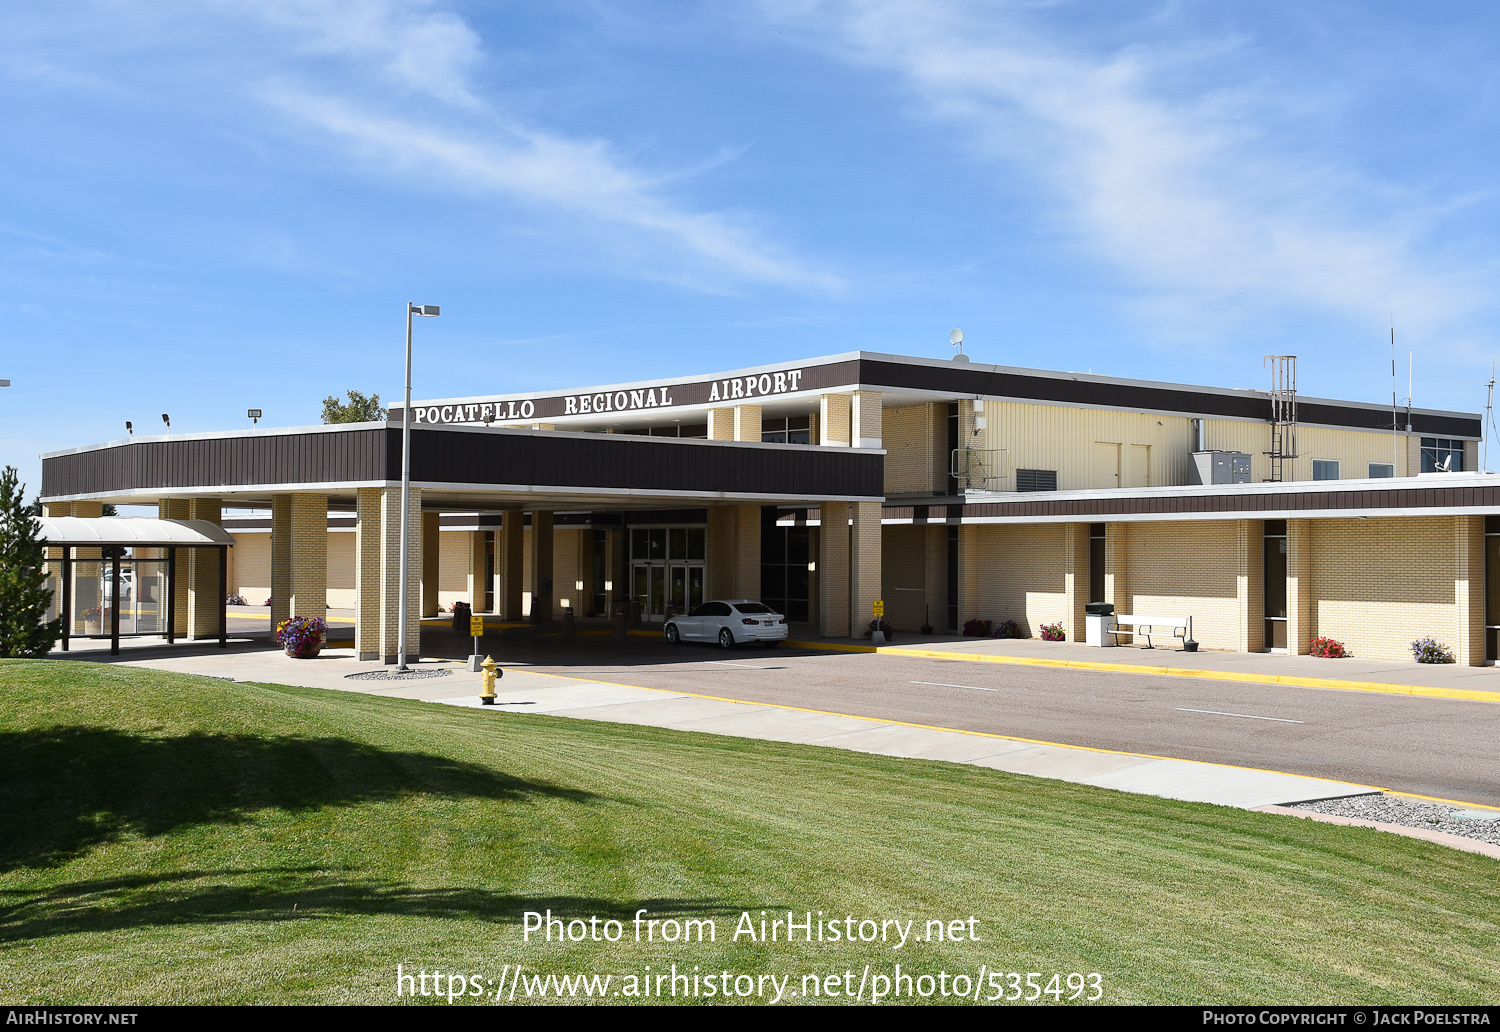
{"left": 451, "top": 600, "right": 471, "bottom": 635}
{"left": 1084, "top": 602, "right": 1114, "bottom": 647}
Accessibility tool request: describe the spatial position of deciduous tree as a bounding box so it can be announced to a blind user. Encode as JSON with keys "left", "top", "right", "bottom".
{"left": 321, "top": 390, "right": 387, "bottom": 424}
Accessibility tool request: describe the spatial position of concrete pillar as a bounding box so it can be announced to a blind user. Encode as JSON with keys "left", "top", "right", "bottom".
{"left": 421, "top": 511, "right": 440, "bottom": 618}
{"left": 708, "top": 409, "right": 734, "bottom": 441}
{"left": 849, "top": 501, "right": 882, "bottom": 637}
{"left": 957, "top": 524, "right": 979, "bottom": 628}
{"left": 1062, "top": 523, "right": 1090, "bottom": 644}
{"left": 355, "top": 487, "right": 382, "bottom": 661}
{"left": 531, "top": 510, "right": 554, "bottom": 623}
{"left": 610, "top": 527, "right": 627, "bottom": 617}
{"left": 186, "top": 497, "right": 223, "bottom": 639}
{"left": 1235, "top": 520, "right": 1264, "bottom": 653}
{"left": 271, "top": 494, "right": 326, "bottom": 636}
{"left": 818, "top": 501, "right": 849, "bottom": 636}
{"left": 922, "top": 523, "right": 945, "bottom": 633}
{"left": 851, "top": 391, "right": 883, "bottom": 449}
{"left": 378, "top": 485, "right": 421, "bottom": 663}
{"left": 1104, "top": 522, "right": 1129, "bottom": 615}
{"left": 1456, "top": 515, "right": 1485, "bottom": 666}
{"left": 467, "top": 530, "right": 487, "bottom": 612}
{"left": 733, "top": 405, "right": 761, "bottom": 442}
{"left": 158, "top": 499, "right": 190, "bottom": 633}
{"left": 269, "top": 495, "right": 291, "bottom": 629}
{"left": 501, "top": 512, "right": 524, "bottom": 620}
{"left": 732, "top": 504, "right": 760, "bottom": 597}
{"left": 819, "top": 394, "right": 851, "bottom": 447}
{"left": 1287, "top": 518, "right": 1312, "bottom": 655}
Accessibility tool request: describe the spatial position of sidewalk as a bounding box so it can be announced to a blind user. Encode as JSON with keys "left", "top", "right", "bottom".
{"left": 62, "top": 636, "right": 1389, "bottom": 813}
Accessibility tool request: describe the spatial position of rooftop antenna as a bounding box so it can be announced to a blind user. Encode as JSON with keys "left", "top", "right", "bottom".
{"left": 950, "top": 328, "right": 969, "bottom": 363}
{"left": 1488, "top": 364, "right": 1497, "bottom": 473}
{"left": 1390, "top": 324, "right": 1399, "bottom": 471}
{"left": 1263, "top": 355, "right": 1298, "bottom": 482}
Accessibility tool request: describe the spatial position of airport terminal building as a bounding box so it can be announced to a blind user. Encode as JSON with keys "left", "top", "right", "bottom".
{"left": 39, "top": 351, "right": 1500, "bottom": 665}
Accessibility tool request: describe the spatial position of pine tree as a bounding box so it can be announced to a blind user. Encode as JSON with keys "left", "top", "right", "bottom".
{"left": 0, "top": 466, "right": 60, "bottom": 658}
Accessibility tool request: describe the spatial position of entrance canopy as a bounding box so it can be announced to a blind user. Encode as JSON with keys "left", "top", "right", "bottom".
{"left": 37, "top": 516, "right": 238, "bottom": 547}
{"left": 38, "top": 516, "right": 234, "bottom": 655}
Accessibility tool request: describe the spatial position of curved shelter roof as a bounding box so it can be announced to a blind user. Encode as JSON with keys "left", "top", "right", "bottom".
{"left": 36, "top": 517, "right": 236, "bottom": 547}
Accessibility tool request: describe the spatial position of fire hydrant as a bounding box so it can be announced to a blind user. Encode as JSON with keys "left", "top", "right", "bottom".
{"left": 479, "top": 655, "right": 501, "bottom": 705}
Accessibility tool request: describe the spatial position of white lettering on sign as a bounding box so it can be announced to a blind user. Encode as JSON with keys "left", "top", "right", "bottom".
{"left": 708, "top": 369, "right": 803, "bottom": 403}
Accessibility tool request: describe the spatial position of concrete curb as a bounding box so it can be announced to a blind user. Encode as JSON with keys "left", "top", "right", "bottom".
{"left": 864, "top": 646, "right": 1500, "bottom": 705}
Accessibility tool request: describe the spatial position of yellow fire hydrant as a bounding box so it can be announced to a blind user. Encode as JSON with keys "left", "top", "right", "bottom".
{"left": 479, "top": 655, "right": 500, "bottom": 705}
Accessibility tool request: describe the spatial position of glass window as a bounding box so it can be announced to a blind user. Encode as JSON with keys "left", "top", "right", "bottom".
{"left": 1421, "top": 438, "right": 1464, "bottom": 473}
{"left": 687, "top": 527, "right": 706, "bottom": 561}
{"left": 1368, "top": 463, "right": 1395, "bottom": 478}
{"left": 669, "top": 528, "right": 687, "bottom": 561}
{"left": 1312, "top": 460, "right": 1339, "bottom": 481}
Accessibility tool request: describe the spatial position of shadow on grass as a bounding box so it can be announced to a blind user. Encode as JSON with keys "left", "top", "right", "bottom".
{"left": 0, "top": 867, "right": 735, "bottom": 943}
{"left": 0, "top": 728, "right": 602, "bottom": 872}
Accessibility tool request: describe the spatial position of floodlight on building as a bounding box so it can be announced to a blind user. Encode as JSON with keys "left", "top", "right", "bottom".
{"left": 125, "top": 421, "right": 133, "bottom": 435}
{"left": 248, "top": 408, "right": 263, "bottom": 425}
{"left": 161, "top": 413, "right": 171, "bottom": 431}
{"left": 397, "top": 301, "right": 440, "bottom": 671}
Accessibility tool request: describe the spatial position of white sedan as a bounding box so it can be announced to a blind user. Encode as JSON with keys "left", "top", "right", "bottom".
{"left": 664, "top": 600, "right": 788, "bottom": 648}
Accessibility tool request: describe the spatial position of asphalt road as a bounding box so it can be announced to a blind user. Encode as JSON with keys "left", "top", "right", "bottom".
{"left": 432, "top": 631, "right": 1500, "bottom": 807}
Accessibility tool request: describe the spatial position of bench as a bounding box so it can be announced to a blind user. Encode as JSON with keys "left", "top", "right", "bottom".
{"left": 1108, "top": 614, "right": 1192, "bottom": 649}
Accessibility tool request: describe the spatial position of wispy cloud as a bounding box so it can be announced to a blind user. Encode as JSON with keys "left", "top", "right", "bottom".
{"left": 267, "top": 89, "right": 842, "bottom": 292}
{"left": 770, "top": 0, "right": 1490, "bottom": 334}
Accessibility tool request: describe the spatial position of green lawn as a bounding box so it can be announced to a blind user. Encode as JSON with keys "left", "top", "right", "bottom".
{"left": 1, "top": 658, "right": 1496, "bottom": 1006}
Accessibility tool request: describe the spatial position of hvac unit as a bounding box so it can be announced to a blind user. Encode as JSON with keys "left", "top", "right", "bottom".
{"left": 1189, "top": 450, "right": 1251, "bottom": 485}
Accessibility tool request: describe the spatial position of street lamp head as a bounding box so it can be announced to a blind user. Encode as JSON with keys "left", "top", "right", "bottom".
{"left": 161, "top": 413, "right": 170, "bottom": 427}
{"left": 125, "top": 421, "right": 133, "bottom": 435}
{"left": 411, "top": 304, "right": 440, "bottom": 317}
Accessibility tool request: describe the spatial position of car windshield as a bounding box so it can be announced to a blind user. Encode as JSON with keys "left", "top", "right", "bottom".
{"left": 733, "top": 603, "right": 775, "bottom": 614}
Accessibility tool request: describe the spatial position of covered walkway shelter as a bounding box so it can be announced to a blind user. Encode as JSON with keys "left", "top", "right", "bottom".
{"left": 39, "top": 422, "right": 885, "bottom": 663}
{"left": 37, "top": 516, "right": 236, "bottom": 654}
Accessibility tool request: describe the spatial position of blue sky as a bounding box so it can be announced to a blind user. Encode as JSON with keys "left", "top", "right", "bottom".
{"left": 4, "top": 1, "right": 1500, "bottom": 497}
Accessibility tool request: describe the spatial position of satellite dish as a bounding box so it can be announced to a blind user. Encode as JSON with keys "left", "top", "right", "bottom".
{"left": 950, "top": 328, "right": 969, "bottom": 362}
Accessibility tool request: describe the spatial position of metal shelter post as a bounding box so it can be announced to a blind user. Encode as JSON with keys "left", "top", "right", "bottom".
{"left": 166, "top": 547, "right": 176, "bottom": 644}
{"left": 110, "top": 554, "right": 121, "bottom": 655}
{"left": 219, "top": 546, "right": 228, "bottom": 648}
{"left": 61, "top": 547, "right": 72, "bottom": 652}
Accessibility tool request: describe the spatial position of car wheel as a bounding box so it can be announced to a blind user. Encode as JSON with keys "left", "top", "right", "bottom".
{"left": 718, "top": 628, "right": 735, "bottom": 649}
{"left": 665, "top": 624, "right": 680, "bottom": 645}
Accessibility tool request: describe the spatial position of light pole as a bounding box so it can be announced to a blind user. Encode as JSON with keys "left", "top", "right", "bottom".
{"left": 398, "top": 302, "right": 440, "bottom": 670}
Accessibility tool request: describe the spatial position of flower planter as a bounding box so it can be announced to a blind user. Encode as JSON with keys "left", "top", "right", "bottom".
{"left": 286, "top": 640, "right": 324, "bottom": 659}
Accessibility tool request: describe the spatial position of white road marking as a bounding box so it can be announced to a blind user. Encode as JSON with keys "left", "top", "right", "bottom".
{"left": 1175, "top": 707, "right": 1304, "bottom": 724}
{"left": 911, "top": 680, "right": 998, "bottom": 692}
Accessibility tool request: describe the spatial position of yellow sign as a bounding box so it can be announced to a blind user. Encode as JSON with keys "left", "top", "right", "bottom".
{"left": 470, "top": 615, "right": 485, "bottom": 636}
{"left": 873, "top": 600, "right": 885, "bottom": 617}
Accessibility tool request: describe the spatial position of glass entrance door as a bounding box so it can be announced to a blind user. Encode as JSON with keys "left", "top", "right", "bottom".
{"left": 667, "top": 564, "right": 704, "bottom": 618}
{"left": 633, "top": 563, "right": 668, "bottom": 622}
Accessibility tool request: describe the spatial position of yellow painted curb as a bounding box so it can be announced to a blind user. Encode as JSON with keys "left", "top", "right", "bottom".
{"left": 785, "top": 639, "right": 878, "bottom": 653}
{"left": 872, "top": 647, "right": 1500, "bottom": 705}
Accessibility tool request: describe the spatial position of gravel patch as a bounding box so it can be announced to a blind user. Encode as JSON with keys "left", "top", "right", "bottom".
{"left": 1289, "top": 794, "right": 1500, "bottom": 847}
{"left": 344, "top": 668, "right": 454, "bottom": 681}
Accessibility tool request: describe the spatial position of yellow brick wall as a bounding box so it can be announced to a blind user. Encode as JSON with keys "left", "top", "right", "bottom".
{"left": 1309, "top": 517, "right": 1462, "bottom": 662}
{"left": 969, "top": 524, "right": 1069, "bottom": 636}
{"left": 1120, "top": 521, "right": 1243, "bottom": 651}
{"left": 438, "top": 529, "right": 471, "bottom": 610}
{"left": 881, "top": 525, "right": 928, "bottom": 632}
{"left": 328, "top": 532, "right": 356, "bottom": 609}
{"left": 232, "top": 533, "right": 272, "bottom": 603}
{"left": 884, "top": 403, "right": 937, "bottom": 495}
